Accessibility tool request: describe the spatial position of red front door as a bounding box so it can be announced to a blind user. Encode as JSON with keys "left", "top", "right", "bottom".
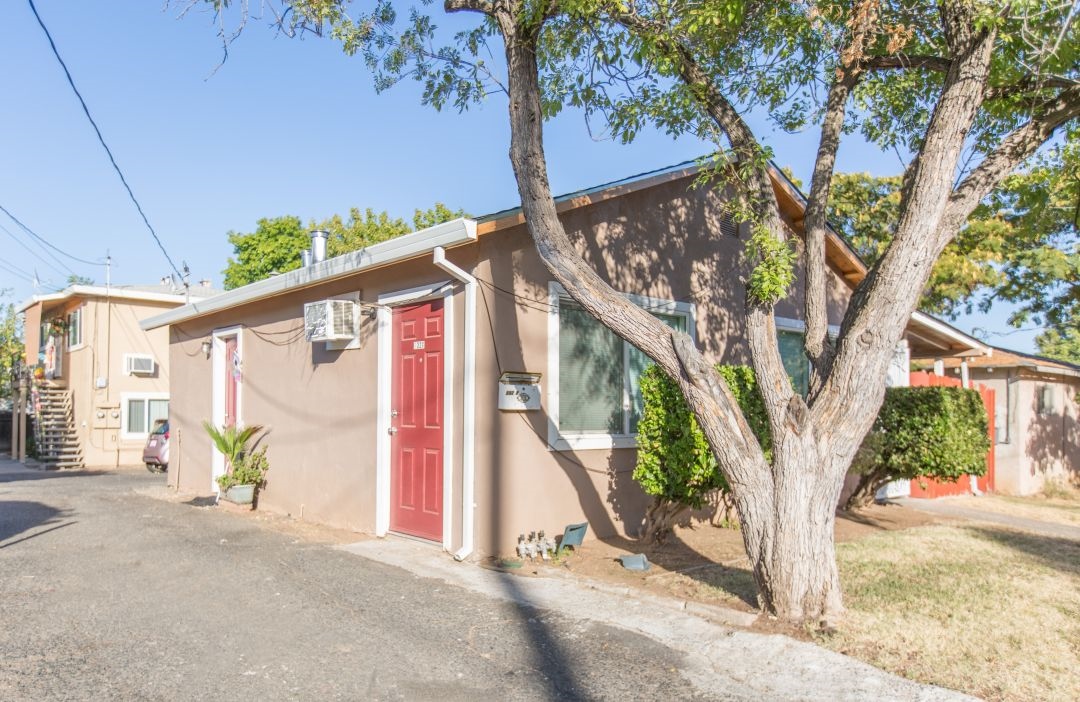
{"left": 390, "top": 299, "right": 445, "bottom": 541}
{"left": 224, "top": 336, "right": 238, "bottom": 428}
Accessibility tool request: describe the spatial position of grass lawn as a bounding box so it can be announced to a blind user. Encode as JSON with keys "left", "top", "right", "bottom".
{"left": 819, "top": 524, "right": 1080, "bottom": 701}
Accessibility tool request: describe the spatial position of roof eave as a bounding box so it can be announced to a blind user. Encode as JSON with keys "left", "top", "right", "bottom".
{"left": 140, "top": 217, "right": 478, "bottom": 331}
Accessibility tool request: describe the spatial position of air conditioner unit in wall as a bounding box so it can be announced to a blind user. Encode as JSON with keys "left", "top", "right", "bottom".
{"left": 125, "top": 354, "right": 156, "bottom": 376}
{"left": 304, "top": 299, "right": 359, "bottom": 342}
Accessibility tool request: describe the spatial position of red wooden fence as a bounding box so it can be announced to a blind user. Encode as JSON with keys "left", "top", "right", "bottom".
{"left": 907, "top": 371, "right": 995, "bottom": 498}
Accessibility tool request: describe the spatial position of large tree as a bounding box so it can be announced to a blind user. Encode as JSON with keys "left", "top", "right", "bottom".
{"left": 222, "top": 203, "right": 464, "bottom": 289}
{"left": 196, "top": 0, "right": 1079, "bottom": 625}
{"left": 0, "top": 294, "right": 22, "bottom": 404}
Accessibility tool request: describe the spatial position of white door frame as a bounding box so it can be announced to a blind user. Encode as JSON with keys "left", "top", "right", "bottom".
{"left": 210, "top": 326, "right": 243, "bottom": 493}
{"left": 376, "top": 280, "right": 454, "bottom": 551}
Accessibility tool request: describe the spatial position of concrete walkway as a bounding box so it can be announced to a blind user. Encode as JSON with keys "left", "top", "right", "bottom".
{"left": 895, "top": 497, "right": 1080, "bottom": 541}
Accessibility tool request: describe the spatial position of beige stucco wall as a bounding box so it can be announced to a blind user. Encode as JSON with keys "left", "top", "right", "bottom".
{"left": 48, "top": 296, "right": 176, "bottom": 467}
{"left": 969, "top": 368, "right": 1080, "bottom": 495}
{"left": 165, "top": 174, "right": 854, "bottom": 555}
{"left": 168, "top": 256, "right": 467, "bottom": 541}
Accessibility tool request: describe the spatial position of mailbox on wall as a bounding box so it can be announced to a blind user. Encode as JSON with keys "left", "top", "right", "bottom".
{"left": 498, "top": 371, "right": 541, "bottom": 411}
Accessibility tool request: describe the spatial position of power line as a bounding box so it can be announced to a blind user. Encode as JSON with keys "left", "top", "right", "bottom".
{"left": 0, "top": 221, "right": 73, "bottom": 280}
{"left": 26, "top": 0, "right": 183, "bottom": 280}
{"left": 0, "top": 258, "right": 36, "bottom": 284}
{"left": 0, "top": 203, "right": 106, "bottom": 267}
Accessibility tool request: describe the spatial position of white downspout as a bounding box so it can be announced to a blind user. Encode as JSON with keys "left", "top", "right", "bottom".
{"left": 432, "top": 246, "right": 476, "bottom": 561}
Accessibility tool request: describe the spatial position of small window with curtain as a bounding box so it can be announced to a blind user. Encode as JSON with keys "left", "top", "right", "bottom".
{"left": 549, "top": 284, "right": 694, "bottom": 450}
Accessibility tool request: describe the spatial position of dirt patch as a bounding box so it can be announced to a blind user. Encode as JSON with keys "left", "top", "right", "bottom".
{"left": 513, "top": 504, "right": 943, "bottom": 624}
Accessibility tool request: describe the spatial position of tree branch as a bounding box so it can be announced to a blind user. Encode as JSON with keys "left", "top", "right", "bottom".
{"left": 861, "top": 54, "right": 953, "bottom": 73}
{"left": 444, "top": 0, "right": 494, "bottom": 15}
{"left": 803, "top": 70, "right": 857, "bottom": 392}
{"left": 940, "top": 85, "right": 1080, "bottom": 240}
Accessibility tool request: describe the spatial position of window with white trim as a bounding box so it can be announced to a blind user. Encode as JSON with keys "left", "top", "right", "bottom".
{"left": 774, "top": 318, "right": 840, "bottom": 396}
{"left": 123, "top": 395, "right": 169, "bottom": 437}
{"left": 549, "top": 284, "right": 694, "bottom": 450}
{"left": 67, "top": 306, "right": 83, "bottom": 348}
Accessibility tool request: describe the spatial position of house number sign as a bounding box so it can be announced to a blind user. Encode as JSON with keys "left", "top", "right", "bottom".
{"left": 413, "top": 340, "right": 426, "bottom": 350}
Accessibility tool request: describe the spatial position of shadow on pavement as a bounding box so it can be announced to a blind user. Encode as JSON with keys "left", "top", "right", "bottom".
{"left": 0, "top": 500, "right": 76, "bottom": 549}
{"left": 184, "top": 496, "right": 218, "bottom": 507}
{"left": 498, "top": 575, "right": 586, "bottom": 700}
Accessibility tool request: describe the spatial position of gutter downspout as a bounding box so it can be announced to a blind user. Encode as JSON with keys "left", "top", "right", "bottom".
{"left": 432, "top": 246, "right": 477, "bottom": 562}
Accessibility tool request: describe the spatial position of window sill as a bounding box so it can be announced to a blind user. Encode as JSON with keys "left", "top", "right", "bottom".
{"left": 549, "top": 434, "right": 638, "bottom": 451}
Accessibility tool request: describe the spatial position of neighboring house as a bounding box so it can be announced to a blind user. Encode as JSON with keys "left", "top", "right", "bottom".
{"left": 18, "top": 282, "right": 218, "bottom": 468}
{"left": 142, "top": 161, "right": 985, "bottom": 557}
{"left": 929, "top": 347, "right": 1080, "bottom": 495}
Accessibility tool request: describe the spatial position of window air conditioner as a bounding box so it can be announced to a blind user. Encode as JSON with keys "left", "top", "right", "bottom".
{"left": 304, "top": 299, "right": 359, "bottom": 342}
{"left": 125, "top": 354, "right": 156, "bottom": 376}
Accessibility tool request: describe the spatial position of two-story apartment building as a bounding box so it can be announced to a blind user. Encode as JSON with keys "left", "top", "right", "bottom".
{"left": 19, "top": 282, "right": 218, "bottom": 468}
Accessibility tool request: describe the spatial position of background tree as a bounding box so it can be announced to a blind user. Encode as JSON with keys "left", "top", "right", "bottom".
{"left": 192, "top": 0, "right": 1080, "bottom": 626}
{"left": 0, "top": 295, "right": 23, "bottom": 405}
{"left": 1035, "top": 327, "right": 1080, "bottom": 364}
{"left": 65, "top": 274, "right": 95, "bottom": 286}
{"left": 827, "top": 126, "right": 1079, "bottom": 348}
{"left": 222, "top": 203, "right": 464, "bottom": 289}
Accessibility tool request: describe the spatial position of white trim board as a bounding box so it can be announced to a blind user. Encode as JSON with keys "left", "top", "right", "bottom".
{"left": 210, "top": 326, "right": 243, "bottom": 493}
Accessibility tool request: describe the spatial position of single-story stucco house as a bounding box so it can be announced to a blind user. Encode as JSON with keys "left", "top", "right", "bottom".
{"left": 930, "top": 347, "right": 1079, "bottom": 495}
{"left": 141, "top": 160, "right": 987, "bottom": 557}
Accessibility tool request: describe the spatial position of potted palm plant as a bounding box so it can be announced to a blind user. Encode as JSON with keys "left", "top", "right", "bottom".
{"left": 202, "top": 422, "right": 268, "bottom": 506}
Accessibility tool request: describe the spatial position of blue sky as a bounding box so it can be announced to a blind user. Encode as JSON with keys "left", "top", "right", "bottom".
{"left": 0, "top": 1, "right": 1040, "bottom": 351}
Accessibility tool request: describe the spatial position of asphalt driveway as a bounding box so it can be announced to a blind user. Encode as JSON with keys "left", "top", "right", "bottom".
{"left": 0, "top": 458, "right": 700, "bottom": 701}
{"left": 0, "top": 457, "right": 975, "bottom": 701}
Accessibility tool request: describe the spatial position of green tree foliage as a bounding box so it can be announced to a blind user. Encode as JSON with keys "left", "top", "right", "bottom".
{"left": 0, "top": 299, "right": 22, "bottom": 403}
{"left": 222, "top": 203, "right": 464, "bottom": 289}
{"left": 828, "top": 128, "right": 1079, "bottom": 336}
{"left": 65, "top": 274, "right": 95, "bottom": 286}
{"left": 1036, "top": 328, "right": 1080, "bottom": 365}
{"left": 634, "top": 364, "right": 770, "bottom": 541}
{"left": 846, "top": 386, "right": 991, "bottom": 509}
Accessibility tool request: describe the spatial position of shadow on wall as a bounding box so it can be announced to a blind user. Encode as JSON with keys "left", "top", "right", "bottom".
{"left": 1025, "top": 382, "right": 1080, "bottom": 486}
{"left": 479, "top": 179, "right": 767, "bottom": 553}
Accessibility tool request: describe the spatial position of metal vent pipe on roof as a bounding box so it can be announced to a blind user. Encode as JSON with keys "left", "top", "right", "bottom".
{"left": 301, "top": 249, "right": 312, "bottom": 268}
{"left": 310, "top": 230, "right": 328, "bottom": 264}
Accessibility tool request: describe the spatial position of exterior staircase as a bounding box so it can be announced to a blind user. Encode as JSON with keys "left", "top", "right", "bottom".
{"left": 33, "top": 384, "right": 83, "bottom": 469}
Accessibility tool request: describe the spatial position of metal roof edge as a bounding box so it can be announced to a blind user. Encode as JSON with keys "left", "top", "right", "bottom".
{"left": 18, "top": 285, "right": 195, "bottom": 313}
{"left": 140, "top": 217, "right": 478, "bottom": 331}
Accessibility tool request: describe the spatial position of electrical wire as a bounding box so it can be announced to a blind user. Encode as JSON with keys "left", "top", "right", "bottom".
{"left": 0, "top": 258, "right": 36, "bottom": 284}
{"left": 0, "top": 203, "right": 106, "bottom": 266}
{"left": 0, "top": 221, "right": 72, "bottom": 280}
{"left": 26, "top": 0, "right": 183, "bottom": 280}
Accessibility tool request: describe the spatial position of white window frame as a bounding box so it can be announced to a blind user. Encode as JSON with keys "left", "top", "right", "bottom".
{"left": 120, "top": 392, "right": 169, "bottom": 440}
{"left": 547, "top": 282, "right": 696, "bottom": 451}
{"left": 67, "top": 305, "right": 84, "bottom": 350}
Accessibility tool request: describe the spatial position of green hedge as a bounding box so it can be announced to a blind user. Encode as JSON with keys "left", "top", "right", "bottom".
{"left": 874, "top": 386, "right": 990, "bottom": 481}
{"left": 633, "top": 364, "right": 771, "bottom": 511}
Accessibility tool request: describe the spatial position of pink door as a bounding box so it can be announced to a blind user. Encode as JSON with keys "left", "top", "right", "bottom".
{"left": 224, "top": 336, "right": 238, "bottom": 428}
{"left": 390, "top": 299, "right": 444, "bottom": 541}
